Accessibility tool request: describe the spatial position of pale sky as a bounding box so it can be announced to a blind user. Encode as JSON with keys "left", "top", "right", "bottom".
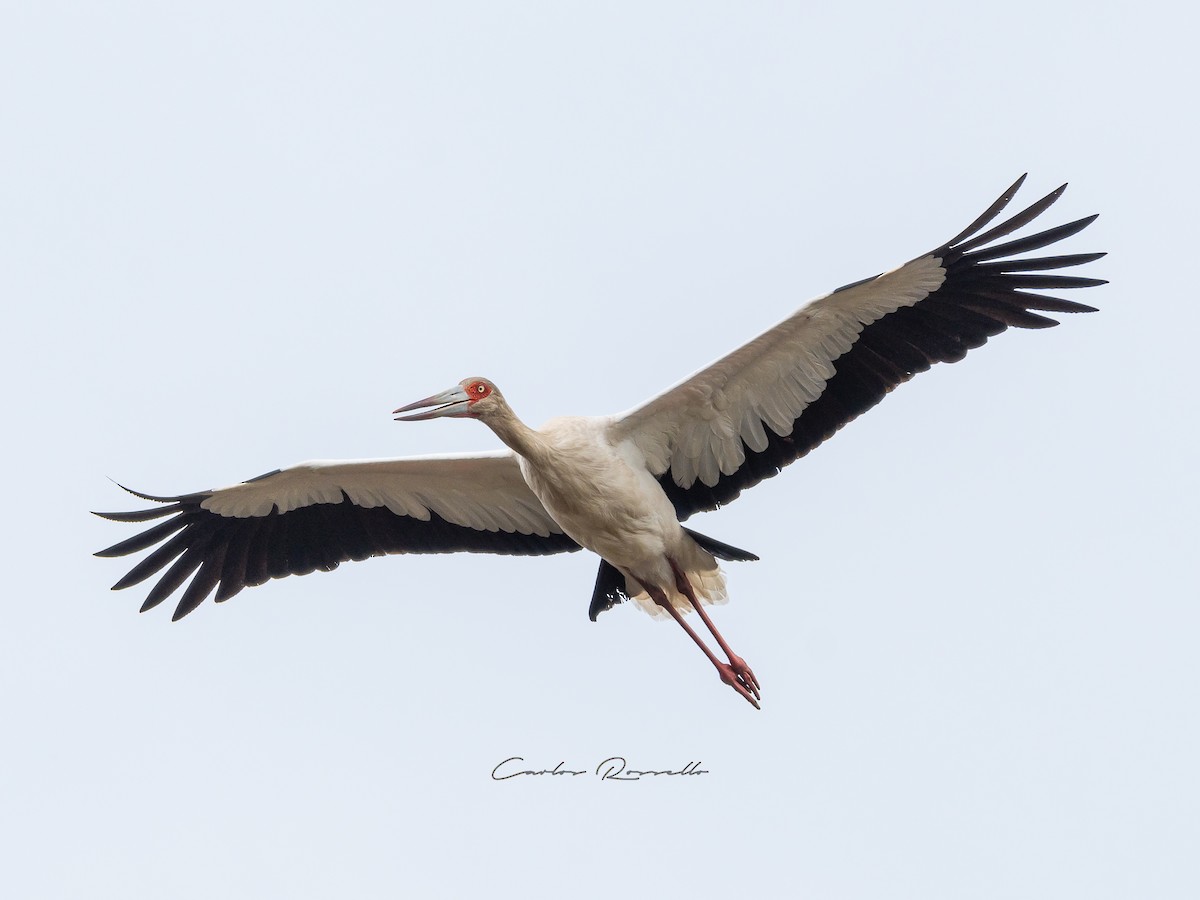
{"left": 4, "top": 2, "right": 1197, "bottom": 898}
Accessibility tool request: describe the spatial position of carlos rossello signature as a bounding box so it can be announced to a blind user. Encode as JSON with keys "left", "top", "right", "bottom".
{"left": 491, "top": 756, "right": 709, "bottom": 782}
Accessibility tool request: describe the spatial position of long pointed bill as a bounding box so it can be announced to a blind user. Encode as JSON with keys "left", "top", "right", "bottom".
{"left": 392, "top": 385, "right": 473, "bottom": 421}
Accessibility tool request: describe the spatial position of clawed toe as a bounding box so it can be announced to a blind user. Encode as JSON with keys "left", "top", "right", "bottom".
{"left": 720, "top": 657, "right": 758, "bottom": 705}
{"left": 717, "top": 662, "right": 762, "bottom": 709}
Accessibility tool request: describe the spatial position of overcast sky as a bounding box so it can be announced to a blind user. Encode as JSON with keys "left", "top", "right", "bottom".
{"left": 3, "top": 2, "right": 1197, "bottom": 898}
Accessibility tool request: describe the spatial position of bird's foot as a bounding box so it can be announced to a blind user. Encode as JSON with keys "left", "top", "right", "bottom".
{"left": 728, "top": 654, "right": 761, "bottom": 699}
{"left": 716, "top": 657, "right": 761, "bottom": 709}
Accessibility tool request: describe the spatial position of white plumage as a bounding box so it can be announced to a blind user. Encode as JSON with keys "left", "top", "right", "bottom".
{"left": 201, "top": 453, "right": 560, "bottom": 536}
{"left": 615, "top": 254, "right": 947, "bottom": 488}
{"left": 97, "top": 175, "right": 1105, "bottom": 707}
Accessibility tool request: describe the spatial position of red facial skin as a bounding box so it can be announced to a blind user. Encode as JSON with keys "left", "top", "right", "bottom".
{"left": 464, "top": 380, "right": 492, "bottom": 406}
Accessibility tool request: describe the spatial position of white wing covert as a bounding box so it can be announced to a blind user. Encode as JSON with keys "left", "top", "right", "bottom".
{"left": 609, "top": 176, "right": 1104, "bottom": 520}
{"left": 95, "top": 451, "right": 578, "bottom": 620}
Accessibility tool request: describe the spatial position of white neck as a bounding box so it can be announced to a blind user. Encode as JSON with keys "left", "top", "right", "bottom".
{"left": 482, "top": 401, "right": 550, "bottom": 465}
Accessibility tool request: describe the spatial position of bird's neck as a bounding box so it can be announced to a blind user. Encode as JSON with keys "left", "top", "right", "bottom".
{"left": 483, "top": 406, "right": 551, "bottom": 465}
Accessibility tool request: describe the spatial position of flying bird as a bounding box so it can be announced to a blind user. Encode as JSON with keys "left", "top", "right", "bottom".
{"left": 96, "top": 175, "right": 1104, "bottom": 708}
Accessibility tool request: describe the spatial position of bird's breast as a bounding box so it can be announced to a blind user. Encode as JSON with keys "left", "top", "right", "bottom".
{"left": 515, "top": 423, "right": 679, "bottom": 562}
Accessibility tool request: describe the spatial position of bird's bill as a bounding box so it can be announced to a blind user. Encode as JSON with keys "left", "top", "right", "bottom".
{"left": 392, "top": 386, "right": 473, "bottom": 421}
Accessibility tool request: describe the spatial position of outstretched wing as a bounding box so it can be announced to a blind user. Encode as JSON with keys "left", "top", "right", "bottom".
{"left": 609, "top": 175, "right": 1105, "bottom": 521}
{"left": 95, "top": 451, "right": 579, "bottom": 620}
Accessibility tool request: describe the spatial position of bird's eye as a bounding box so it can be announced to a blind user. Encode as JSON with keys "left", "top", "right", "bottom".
{"left": 475, "top": 384, "right": 486, "bottom": 394}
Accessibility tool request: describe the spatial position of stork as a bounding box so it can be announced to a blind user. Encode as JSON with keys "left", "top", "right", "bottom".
{"left": 96, "top": 176, "right": 1105, "bottom": 708}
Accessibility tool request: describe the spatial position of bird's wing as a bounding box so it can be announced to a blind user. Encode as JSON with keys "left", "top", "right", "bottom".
{"left": 95, "top": 451, "right": 579, "bottom": 620}
{"left": 608, "top": 176, "right": 1105, "bottom": 520}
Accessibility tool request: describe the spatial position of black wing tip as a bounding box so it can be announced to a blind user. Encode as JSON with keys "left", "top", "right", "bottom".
{"left": 1000, "top": 173, "right": 1029, "bottom": 200}
{"left": 682, "top": 527, "right": 760, "bottom": 562}
{"left": 1066, "top": 251, "right": 1107, "bottom": 266}
{"left": 111, "top": 482, "right": 180, "bottom": 503}
{"left": 588, "top": 559, "right": 628, "bottom": 621}
{"left": 111, "top": 565, "right": 159, "bottom": 591}
{"left": 660, "top": 174, "right": 1104, "bottom": 523}
{"left": 1042, "top": 181, "right": 1067, "bottom": 202}
{"left": 588, "top": 594, "right": 627, "bottom": 622}
{"left": 93, "top": 502, "right": 187, "bottom": 524}
{"left": 946, "top": 177, "right": 1094, "bottom": 259}
{"left": 1066, "top": 212, "right": 1100, "bottom": 231}
{"left": 105, "top": 479, "right": 211, "bottom": 505}
{"left": 100, "top": 489, "right": 581, "bottom": 620}
{"left": 1059, "top": 213, "right": 1100, "bottom": 231}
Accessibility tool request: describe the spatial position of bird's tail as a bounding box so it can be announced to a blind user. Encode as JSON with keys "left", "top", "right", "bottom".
{"left": 626, "top": 544, "right": 729, "bottom": 619}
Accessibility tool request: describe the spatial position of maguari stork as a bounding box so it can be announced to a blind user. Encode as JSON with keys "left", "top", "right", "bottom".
{"left": 96, "top": 176, "right": 1105, "bottom": 708}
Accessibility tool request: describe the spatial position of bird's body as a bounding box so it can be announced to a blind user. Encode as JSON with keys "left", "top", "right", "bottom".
{"left": 498, "top": 413, "right": 725, "bottom": 618}
{"left": 96, "top": 175, "right": 1106, "bottom": 707}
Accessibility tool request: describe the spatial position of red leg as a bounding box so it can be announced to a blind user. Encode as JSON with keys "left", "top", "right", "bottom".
{"left": 642, "top": 581, "right": 760, "bottom": 710}
{"left": 668, "top": 559, "right": 761, "bottom": 703}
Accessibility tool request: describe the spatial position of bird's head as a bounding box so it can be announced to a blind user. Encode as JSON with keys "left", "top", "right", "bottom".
{"left": 393, "top": 377, "right": 504, "bottom": 422}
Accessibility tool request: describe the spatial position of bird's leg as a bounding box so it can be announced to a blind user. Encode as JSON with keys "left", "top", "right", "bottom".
{"left": 668, "top": 558, "right": 761, "bottom": 703}
{"left": 642, "top": 581, "right": 760, "bottom": 710}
